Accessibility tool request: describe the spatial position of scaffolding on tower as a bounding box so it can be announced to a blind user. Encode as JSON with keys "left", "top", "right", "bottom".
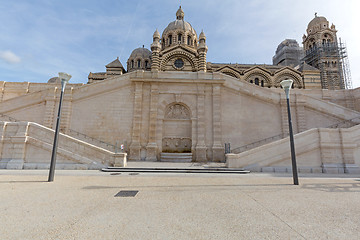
{"left": 302, "top": 38, "right": 352, "bottom": 89}
{"left": 339, "top": 38, "right": 352, "bottom": 89}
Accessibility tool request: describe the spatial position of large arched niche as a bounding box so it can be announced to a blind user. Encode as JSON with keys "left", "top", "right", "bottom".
{"left": 162, "top": 103, "right": 192, "bottom": 153}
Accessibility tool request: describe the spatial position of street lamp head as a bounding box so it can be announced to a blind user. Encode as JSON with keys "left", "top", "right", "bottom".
{"left": 280, "top": 79, "right": 293, "bottom": 99}
{"left": 58, "top": 72, "right": 72, "bottom": 91}
{"left": 280, "top": 79, "right": 293, "bottom": 90}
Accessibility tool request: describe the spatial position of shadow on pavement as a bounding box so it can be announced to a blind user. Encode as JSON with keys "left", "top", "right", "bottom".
{"left": 83, "top": 183, "right": 293, "bottom": 190}
{"left": 0, "top": 180, "right": 47, "bottom": 183}
{"left": 301, "top": 183, "right": 360, "bottom": 192}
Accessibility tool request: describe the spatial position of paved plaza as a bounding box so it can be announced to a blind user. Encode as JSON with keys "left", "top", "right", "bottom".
{"left": 0, "top": 168, "right": 359, "bottom": 240}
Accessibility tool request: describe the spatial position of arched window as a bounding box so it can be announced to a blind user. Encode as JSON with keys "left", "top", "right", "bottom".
{"left": 162, "top": 38, "right": 165, "bottom": 48}
{"left": 137, "top": 59, "right": 141, "bottom": 68}
{"left": 250, "top": 80, "right": 253, "bottom": 84}
{"left": 255, "top": 78, "right": 259, "bottom": 86}
{"left": 178, "top": 34, "right": 182, "bottom": 43}
{"left": 168, "top": 35, "right": 172, "bottom": 45}
{"left": 131, "top": 60, "right": 134, "bottom": 68}
{"left": 187, "top": 36, "right": 191, "bottom": 45}
{"left": 261, "top": 80, "right": 264, "bottom": 87}
{"left": 145, "top": 60, "right": 148, "bottom": 68}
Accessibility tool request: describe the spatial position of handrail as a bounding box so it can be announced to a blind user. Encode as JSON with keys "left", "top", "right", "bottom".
{"left": 67, "top": 129, "right": 118, "bottom": 152}
{"left": 231, "top": 115, "right": 360, "bottom": 154}
{"left": 0, "top": 114, "right": 119, "bottom": 152}
{"left": 0, "top": 113, "right": 19, "bottom": 122}
{"left": 326, "top": 116, "right": 360, "bottom": 128}
{"left": 231, "top": 133, "right": 289, "bottom": 154}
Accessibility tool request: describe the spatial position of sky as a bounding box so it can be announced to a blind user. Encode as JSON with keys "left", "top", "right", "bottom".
{"left": 0, "top": 0, "right": 359, "bottom": 88}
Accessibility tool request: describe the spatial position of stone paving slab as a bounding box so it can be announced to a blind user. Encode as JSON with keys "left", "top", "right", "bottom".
{"left": 0, "top": 170, "right": 359, "bottom": 240}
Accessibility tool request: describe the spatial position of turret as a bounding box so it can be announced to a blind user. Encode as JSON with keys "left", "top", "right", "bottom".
{"left": 151, "top": 29, "right": 161, "bottom": 71}
{"left": 197, "top": 31, "right": 208, "bottom": 72}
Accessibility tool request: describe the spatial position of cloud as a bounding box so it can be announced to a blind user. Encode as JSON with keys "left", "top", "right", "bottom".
{"left": 0, "top": 50, "right": 21, "bottom": 64}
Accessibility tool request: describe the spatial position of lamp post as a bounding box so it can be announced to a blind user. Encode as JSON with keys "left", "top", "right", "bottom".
{"left": 280, "top": 79, "right": 299, "bottom": 185}
{"left": 48, "top": 72, "right": 72, "bottom": 182}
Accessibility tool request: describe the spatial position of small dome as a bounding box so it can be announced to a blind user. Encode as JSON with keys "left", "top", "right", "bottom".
{"left": 276, "top": 39, "right": 300, "bottom": 54}
{"left": 307, "top": 13, "right": 328, "bottom": 33}
{"left": 129, "top": 46, "right": 152, "bottom": 59}
{"left": 127, "top": 46, "right": 152, "bottom": 72}
{"left": 47, "top": 77, "right": 60, "bottom": 83}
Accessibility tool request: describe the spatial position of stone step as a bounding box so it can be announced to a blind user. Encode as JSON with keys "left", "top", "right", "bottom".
{"left": 160, "top": 152, "right": 192, "bottom": 162}
{"left": 102, "top": 167, "right": 250, "bottom": 174}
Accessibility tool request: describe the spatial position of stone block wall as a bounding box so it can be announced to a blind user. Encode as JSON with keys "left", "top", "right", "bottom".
{"left": 0, "top": 121, "right": 127, "bottom": 169}
{"left": 226, "top": 125, "right": 360, "bottom": 174}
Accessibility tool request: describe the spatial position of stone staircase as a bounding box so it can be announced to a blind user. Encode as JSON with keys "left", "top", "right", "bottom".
{"left": 231, "top": 115, "right": 360, "bottom": 154}
{"left": 160, "top": 152, "right": 193, "bottom": 162}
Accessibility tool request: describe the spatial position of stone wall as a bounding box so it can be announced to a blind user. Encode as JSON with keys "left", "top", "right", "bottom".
{"left": 0, "top": 81, "right": 83, "bottom": 102}
{"left": 0, "top": 71, "right": 359, "bottom": 162}
{"left": 226, "top": 124, "right": 360, "bottom": 174}
{"left": 0, "top": 121, "right": 126, "bottom": 169}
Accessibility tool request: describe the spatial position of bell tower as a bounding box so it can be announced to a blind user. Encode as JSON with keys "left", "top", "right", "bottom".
{"left": 302, "top": 13, "right": 346, "bottom": 89}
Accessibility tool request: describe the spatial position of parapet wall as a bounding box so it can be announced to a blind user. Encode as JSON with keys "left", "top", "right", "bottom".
{"left": 0, "top": 121, "right": 126, "bottom": 169}
{"left": 226, "top": 125, "right": 360, "bottom": 174}
{"left": 0, "top": 81, "right": 83, "bottom": 102}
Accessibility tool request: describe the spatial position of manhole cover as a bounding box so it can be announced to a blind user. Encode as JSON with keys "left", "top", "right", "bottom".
{"left": 115, "top": 190, "right": 139, "bottom": 197}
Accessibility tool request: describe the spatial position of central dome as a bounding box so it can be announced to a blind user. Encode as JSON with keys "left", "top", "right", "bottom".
{"left": 160, "top": 6, "right": 198, "bottom": 50}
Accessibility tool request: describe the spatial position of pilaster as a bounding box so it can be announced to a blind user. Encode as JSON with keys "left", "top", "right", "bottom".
{"left": 196, "top": 84, "right": 207, "bottom": 161}
{"left": 146, "top": 83, "right": 159, "bottom": 161}
{"left": 1, "top": 122, "right": 28, "bottom": 169}
{"left": 295, "top": 94, "right": 307, "bottom": 133}
{"left": 212, "top": 84, "right": 224, "bottom": 161}
{"left": 59, "top": 88, "right": 73, "bottom": 134}
{"left": 43, "top": 88, "right": 57, "bottom": 129}
{"left": 280, "top": 98, "right": 289, "bottom": 136}
{"left": 129, "top": 82, "right": 143, "bottom": 160}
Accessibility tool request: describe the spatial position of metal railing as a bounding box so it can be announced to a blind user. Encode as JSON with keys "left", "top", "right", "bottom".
{"left": 0, "top": 114, "right": 119, "bottom": 152}
{"left": 231, "top": 133, "right": 289, "bottom": 154}
{"left": 67, "top": 129, "right": 118, "bottom": 152}
{"left": 0, "top": 113, "right": 19, "bottom": 122}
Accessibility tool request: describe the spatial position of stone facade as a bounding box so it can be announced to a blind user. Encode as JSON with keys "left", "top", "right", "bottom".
{"left": 0, "top": 7, "right": 359, "bottom": 172}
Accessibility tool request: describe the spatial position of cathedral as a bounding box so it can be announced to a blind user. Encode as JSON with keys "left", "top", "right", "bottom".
{"left": 0, "top": 7, "right": 359, "bottom": 174}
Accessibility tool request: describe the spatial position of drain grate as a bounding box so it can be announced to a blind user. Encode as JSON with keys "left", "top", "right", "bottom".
{"left": 115, "top": 190, "right": 139, "bottom": 197}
